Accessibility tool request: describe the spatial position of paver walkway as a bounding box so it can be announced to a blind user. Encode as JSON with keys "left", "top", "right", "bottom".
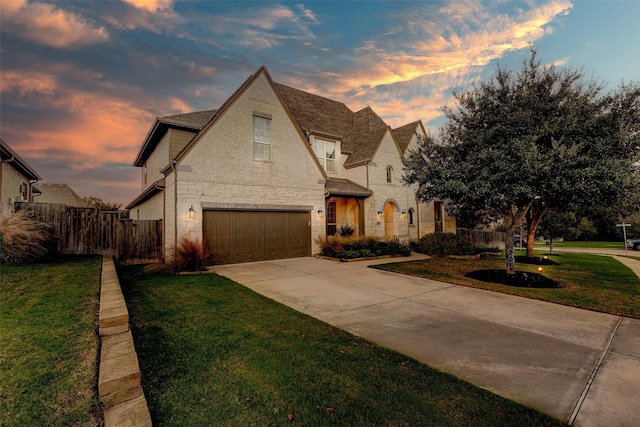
{"left": 213, "top": 254, "right": 640, "bottom": 426}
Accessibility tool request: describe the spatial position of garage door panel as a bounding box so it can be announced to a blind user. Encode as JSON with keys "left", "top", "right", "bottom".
{"left": 235, "top": 212, "right": 263, "bottom": 262}
{"left": 203, "top": 210, "right": 310, "bottom": 265}
{"left": 287, "top": 213, "right": 311, "bottom": 257}
{"left": 263, "top": 212, "right": 287, "bottom": 260}
{"left": 203, "top": 211, "right": 232, "bottom": 264}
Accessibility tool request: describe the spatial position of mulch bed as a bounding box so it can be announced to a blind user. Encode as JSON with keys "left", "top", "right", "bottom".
{"left": 514, "top": 255, "right": 559, "bottom": 266}
{"left": 466, "top": 269, "right": 561, "bottom": 288}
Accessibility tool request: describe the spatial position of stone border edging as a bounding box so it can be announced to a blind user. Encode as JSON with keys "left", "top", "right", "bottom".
{"left": 98, "top": 256, "right": 152, "bottom": 426}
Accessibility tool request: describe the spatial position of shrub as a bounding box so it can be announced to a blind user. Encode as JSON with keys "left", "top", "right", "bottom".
{"left": 319, "top": 235, "right": 411, "bottom": 259}
{"left": 415, "top": 232, "right": 478, "bottom": 256}
{"left": 337, "top": 223, "right": 357, "bottom": 237}
{"left": 384, "top": 236, "right": 412, "bottom": 256}
{"left": 169, "top": 237, "right": 212, "bottom": 273}
{"left": 0, "top": 210, "right": 55, "bottom": 264}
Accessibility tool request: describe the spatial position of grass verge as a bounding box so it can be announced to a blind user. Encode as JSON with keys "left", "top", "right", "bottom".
{"left": 374, "top": 252, "right": 640, "bottom": 319}
{"left": 119, "top": 266, "right": 565, "bottom": 426}
{"left": 0, "top": 255, "right": 102, "bottom": 426}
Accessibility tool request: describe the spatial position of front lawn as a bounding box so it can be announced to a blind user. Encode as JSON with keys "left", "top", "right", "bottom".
{"left": 536, "top": 241, "right": 625, "bottom": 249}
{"left": 374, "top": 252, "right": 640, "bottom": 319}
{"left": 0, "top": 256, "right": 102, "bottom": 426}
{"left": 119, "top": 266, "right": 564, "bottom": 426}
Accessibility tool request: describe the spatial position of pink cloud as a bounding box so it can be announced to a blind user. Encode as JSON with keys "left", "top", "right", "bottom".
{"left": 0, "top": 0, "right": 109, "bottom": 48}
{"left": 123, "top": 0, "right": 173, "bottom": 12}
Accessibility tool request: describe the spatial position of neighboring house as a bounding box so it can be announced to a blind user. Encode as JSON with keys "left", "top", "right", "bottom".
{"left": 32, "top": 183, "right": 90, "bottom": 208}
{"left": 127, "top": 66, "right": 455, "bottom": 264}
{"left": 0, "top": 138, "right": 42, "bottom": 214}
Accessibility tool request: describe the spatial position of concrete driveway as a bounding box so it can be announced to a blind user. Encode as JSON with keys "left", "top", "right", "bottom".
{"left": 212, "top": 255, "right": 640, "bottom": 426}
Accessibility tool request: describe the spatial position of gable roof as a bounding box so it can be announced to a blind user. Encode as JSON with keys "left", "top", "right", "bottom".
{"left": 133, "top": 110, "right": 217, "bottom": 167}
{"left": 0, "top": 138, "right": 42, "bottom": 181}
{"left": 273, "top": 83, "right": 391, "bottom": 167}
{"left": 32, "top": 183, "right": 89, "bottom": 207}
{"left": 392, "top": 121, "right": 422, "bottom": 154}
{"left": 132, "top": 66, "right": 423, "bottom": 171}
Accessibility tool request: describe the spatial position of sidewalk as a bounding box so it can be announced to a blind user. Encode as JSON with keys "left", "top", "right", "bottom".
{"left": 213, "top": 255, "right": 640, "bottom": 426}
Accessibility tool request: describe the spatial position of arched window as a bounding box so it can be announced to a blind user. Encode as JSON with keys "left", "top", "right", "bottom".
{"left": 408, "top": 208, "right": 414, "bottom": 225}
{"left": 386, "top": 165, "right": 393, "bottom": 183}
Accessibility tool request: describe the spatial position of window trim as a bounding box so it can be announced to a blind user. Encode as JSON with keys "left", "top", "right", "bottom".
{"left": 386, "top": 165, "right": 393, "bottom": 183}
{"left": 253, "top": 115, "right": 271, "bottom": 162}
{"left": 313, "top": 136, "right": 337, "bottom": 173}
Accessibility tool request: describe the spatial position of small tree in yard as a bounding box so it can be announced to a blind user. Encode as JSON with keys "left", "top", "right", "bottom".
{"left": 404, "top": 48, "right": 640, "bottom": 274}
{"left": 536, "top": 210, "right": 577, "bottom": 255}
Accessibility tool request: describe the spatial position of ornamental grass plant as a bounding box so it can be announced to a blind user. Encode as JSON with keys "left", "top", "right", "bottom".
{"left": 0, "top": 210, "right": 55, "bottom": 265}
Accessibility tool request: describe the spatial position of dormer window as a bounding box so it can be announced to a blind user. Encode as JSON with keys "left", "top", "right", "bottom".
{"left": 313, "top": 137, "right": 336, "bottom": 173}
{"left": 386, "top": 165, "right": 393, "bottom": 183}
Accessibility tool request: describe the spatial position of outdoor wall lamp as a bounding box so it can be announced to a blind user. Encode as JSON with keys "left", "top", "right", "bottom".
{"left": 188, "top": 204, "right": 196, "bottom": 219}
{"left": 377, "top": 210, "right": 383, "bottom": 216}
{"left": 401, "top": 210, "right": 407, "bottom": 217}
{"left": 318, "top": 208, "right": 324, "bottom": 218}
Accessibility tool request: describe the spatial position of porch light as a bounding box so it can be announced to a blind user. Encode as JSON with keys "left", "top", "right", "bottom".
{"left": 401, "top": 210, "right": 407, "bottom": 217}
{"left": 377, "top": 210, "right": 383, "bottom": 216}
{"left": 188, "top": 204, "right": 196, "bottom": 219}
{"left": 318, "top": 208, "right": 324, "bottom": 218}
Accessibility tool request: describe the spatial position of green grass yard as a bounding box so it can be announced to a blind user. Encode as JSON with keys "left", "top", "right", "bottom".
{"left": 0, "top": 256, "right": 102, "bottom": 427}
{"left": 374, "top": 252, "right": 640, "bottom": 319}
{"left": 533, "top": 241, "right": 626, "bottom": 249}
{"left": 119, "top": 266, "right": 565, "bottom": 426}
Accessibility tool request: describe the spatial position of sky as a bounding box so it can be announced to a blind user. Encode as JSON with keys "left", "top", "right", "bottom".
{"left": 1, "top": 0, "right": 639, "bottom": 206}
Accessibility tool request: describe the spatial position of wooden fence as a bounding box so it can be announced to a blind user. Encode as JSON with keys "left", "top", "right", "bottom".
{"left": 457, "top": 227, "right": 506, "bottom": 247}
{"left": 15, "top": 202, "right": 163, "bottom": 264}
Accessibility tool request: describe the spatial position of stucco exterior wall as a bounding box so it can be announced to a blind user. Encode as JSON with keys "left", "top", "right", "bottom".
{"left": 1, "top": 163, "right": 30, "bottom": 214}
{"left": 134, "top": 191, "right": 164, "bottom": 220}
{"left": 173, "top": 73, "right": 326, "bottom": 254}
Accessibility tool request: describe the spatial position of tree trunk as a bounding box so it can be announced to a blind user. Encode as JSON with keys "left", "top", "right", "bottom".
{"left": 549, "top": 239, "right": 554, "bottom": 255}
{"left": 526, "top": 225, "right": 537, "bottom": 257}
{"left": 505, "top": 227, "right": 516, "bottom": 275}
{"left": 526, "top": 204, "right": 550, "bottom": 257}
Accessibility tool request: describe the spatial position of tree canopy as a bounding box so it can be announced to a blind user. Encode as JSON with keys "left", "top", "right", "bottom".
{"left": 82, "top": 196, "right": 122, "bottom": 211}
{"left": 404, "top": 48, "right": 640, "bottom": 274}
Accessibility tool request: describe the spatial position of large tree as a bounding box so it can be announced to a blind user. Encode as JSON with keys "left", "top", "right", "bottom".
{"left": 404, "top": 48, "right": 640, "bottom": 274}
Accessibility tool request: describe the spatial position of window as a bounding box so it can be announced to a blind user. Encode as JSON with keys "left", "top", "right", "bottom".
{"left": 386, "top": 166, "right": 393, "bottom": 183}
{"left": 326, "top": 200, "right": 337, "bottom": 235}
{"left": 313, "top": 138, "right": 336, "bottom": 172}
{"left": 434, "top": 201, "right": 443, "bottom": 232}
{"left": 253, "top": 115, "right": 271, "bottom": 161}
{"left": 408, "top": 208, "right": 414, "bottom": 225}
{"left": 20, "top": 183, "right": 28, "bottom": 201}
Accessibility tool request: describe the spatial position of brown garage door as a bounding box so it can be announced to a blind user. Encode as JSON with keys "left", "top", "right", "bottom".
{"left": 203, "top": 210, "right": 311, "bottom": 264}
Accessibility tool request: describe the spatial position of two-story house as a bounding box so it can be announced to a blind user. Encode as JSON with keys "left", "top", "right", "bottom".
{"left": 127, "top": 67, "right": 454, "bottom": 264}
{"left": 0, "top": 138, "right": 42, "bottom": 214}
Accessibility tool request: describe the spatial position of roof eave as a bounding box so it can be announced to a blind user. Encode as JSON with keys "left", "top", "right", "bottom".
{"left": 125, "top": 180, "right": 165, "bottom": 209}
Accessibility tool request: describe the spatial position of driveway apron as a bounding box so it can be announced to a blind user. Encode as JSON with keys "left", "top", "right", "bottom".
{"left": 212, "top": 255, "right": 640, "bottom": 426}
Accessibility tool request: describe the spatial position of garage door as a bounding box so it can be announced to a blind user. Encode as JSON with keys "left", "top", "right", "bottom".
{"left": 203, "top": 210, "right": 311, "bottom": 264}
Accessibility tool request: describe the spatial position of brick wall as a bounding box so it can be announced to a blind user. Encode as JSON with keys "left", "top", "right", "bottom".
{"left": 1, "top": 162, "right": 30, "bottom": 214}
{"left": 173, "top": 74, "right": 327, "bottom": 254}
